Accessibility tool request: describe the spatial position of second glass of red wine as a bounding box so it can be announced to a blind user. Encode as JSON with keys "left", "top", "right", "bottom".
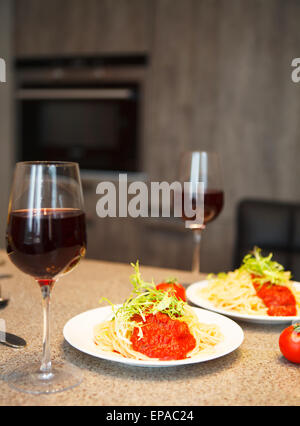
{"left": 180, "top": 151, "right": 224, "bottom": 274}
{"left": 6, "top": 161, "right": 87, "bottom": 394}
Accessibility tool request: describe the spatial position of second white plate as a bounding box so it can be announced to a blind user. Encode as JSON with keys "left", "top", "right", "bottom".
{"left": 186, "top": 280, "right": 300, "bottom": 324}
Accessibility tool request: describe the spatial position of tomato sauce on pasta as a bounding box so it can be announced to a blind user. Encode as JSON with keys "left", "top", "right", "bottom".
{"left": 130, "top": 312, "right": 196, "bottom": 360}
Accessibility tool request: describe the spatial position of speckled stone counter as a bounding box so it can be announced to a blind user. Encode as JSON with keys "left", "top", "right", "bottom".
{"left": 0, "top": 254, "right": 299, "bottom": 406}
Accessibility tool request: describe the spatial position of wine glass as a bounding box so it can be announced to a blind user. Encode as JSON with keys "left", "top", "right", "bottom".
{"left": 5, "top": 161, "right": 87, "bottom": 394}
{"left": 180, "top": 151, "right": 224, "bottom": 274}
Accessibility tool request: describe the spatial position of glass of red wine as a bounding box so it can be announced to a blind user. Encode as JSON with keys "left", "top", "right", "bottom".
{"left": 5, "top": 161, "right": 87, "bottom": 394}
{"left": 180, "top": 151, "right": 224, "bottom": 274}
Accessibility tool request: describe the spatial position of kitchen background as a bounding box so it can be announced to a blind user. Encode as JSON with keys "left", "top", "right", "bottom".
{"left": 1, "top": 0, "right": 300, "bottom": 274}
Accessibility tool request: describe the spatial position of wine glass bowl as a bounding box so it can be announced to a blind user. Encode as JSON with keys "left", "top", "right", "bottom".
{"left": 6, "top": 208, "right": 86, "bottom": 283}
{"left": 180, "top": 151, "right": 224, "bottom": 273}
{"left": 5, "top": 161, "right": 86, "bottom": 394}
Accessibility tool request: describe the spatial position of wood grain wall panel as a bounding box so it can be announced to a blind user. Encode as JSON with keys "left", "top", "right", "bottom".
{"left": 143, "top": 0, "right": 193, "bottom": 182}
{"left": 15, "top": 0, "right": 152, "bottom": 56}
{"left": 205, "top": 0, "right": 300, "bottom": 272}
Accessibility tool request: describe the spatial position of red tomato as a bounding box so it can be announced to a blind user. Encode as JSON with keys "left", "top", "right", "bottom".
{"left": 279, "top": 324, "right": 300, "bottom": 364}
{"left": 156, "top": 280, "right": 186, "bottom": 301}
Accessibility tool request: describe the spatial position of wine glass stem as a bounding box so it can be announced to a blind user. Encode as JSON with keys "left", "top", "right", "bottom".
{"left": 40, "top": 284, "right": 52, "bottom": 374}
{"left": 192, "top": 229, "right": 202, "bottom": 274}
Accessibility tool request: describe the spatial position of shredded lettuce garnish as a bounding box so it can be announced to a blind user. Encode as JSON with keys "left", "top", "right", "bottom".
{"left": 240, "top": 247, "right": 291, "bottom": 286}
{"left": 208, "top": 247, "right": 291, "bottom": 287}
{"left": 99, "top": 261, "right": 186, "bottom": 344}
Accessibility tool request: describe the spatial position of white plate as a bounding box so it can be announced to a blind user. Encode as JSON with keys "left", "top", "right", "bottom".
{"left": 63, "top": 306, "right": 244, "bottom": 367}
{"left": 186, "top": 280, "right": 300, "bottom": 324}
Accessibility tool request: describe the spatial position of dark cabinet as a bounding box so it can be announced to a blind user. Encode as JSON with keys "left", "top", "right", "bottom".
{"left": 14, "top": 0, "right": 152, "bottom": 57}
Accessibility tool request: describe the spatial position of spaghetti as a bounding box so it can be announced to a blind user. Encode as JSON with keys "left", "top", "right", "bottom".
{"left": 199, "top": 248, "right": 300, "bottom": 316}
{"left": 94, "top": 262, "right": 222, "bottom": 361}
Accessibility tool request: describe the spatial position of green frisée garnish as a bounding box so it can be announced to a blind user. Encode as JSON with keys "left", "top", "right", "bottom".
{"left": 99, "top": 261, "right": 186, "bottom": 343}
{"left": 208, "top": 247, "right": 291, "bottom": 287}
{"left": 240, "top": 247, "right": 291, "bottom": 286}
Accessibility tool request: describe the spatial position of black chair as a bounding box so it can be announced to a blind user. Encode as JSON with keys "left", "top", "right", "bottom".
{"left": 233, "top": 199, "right": 300, "bottom": 281}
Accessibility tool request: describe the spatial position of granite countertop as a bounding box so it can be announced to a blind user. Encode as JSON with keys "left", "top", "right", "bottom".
{"left": 0, "top": 254, "right": 299, "bottom": 406}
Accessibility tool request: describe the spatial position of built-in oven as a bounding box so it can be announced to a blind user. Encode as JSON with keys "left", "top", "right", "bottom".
{"left": 16, "top": 57, "right": 146, "bottom": 172}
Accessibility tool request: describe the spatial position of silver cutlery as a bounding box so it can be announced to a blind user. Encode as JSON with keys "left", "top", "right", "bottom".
{"left": 0, "top": 332, "right": 26, "bottom": 348}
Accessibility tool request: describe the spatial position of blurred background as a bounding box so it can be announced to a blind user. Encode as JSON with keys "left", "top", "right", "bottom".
{"left": 1, "top": 0, "right": 300, "bottom": 274}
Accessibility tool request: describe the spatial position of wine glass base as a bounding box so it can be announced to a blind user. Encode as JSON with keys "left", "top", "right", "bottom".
{"left": 5, "top": 361, "right": 83, "bottom": 395}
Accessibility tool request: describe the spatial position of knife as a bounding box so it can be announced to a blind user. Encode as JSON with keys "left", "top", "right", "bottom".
{"left": 0, "top": 332, "right": 26, "bottom": 348}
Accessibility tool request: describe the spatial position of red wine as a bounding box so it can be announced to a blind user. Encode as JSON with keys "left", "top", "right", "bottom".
{"left": 203, "top": 189, "right": 224, "bottom": 224}
{"left": 6, "top": 208, "right": 86, "bottom": 280}
{"left": 181, "top": 189, "right": 224, "bottom": 226}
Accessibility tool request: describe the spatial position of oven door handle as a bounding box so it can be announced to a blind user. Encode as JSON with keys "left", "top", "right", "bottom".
{"left": 16, "top": 88, "right": 134, "bottom": 100}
